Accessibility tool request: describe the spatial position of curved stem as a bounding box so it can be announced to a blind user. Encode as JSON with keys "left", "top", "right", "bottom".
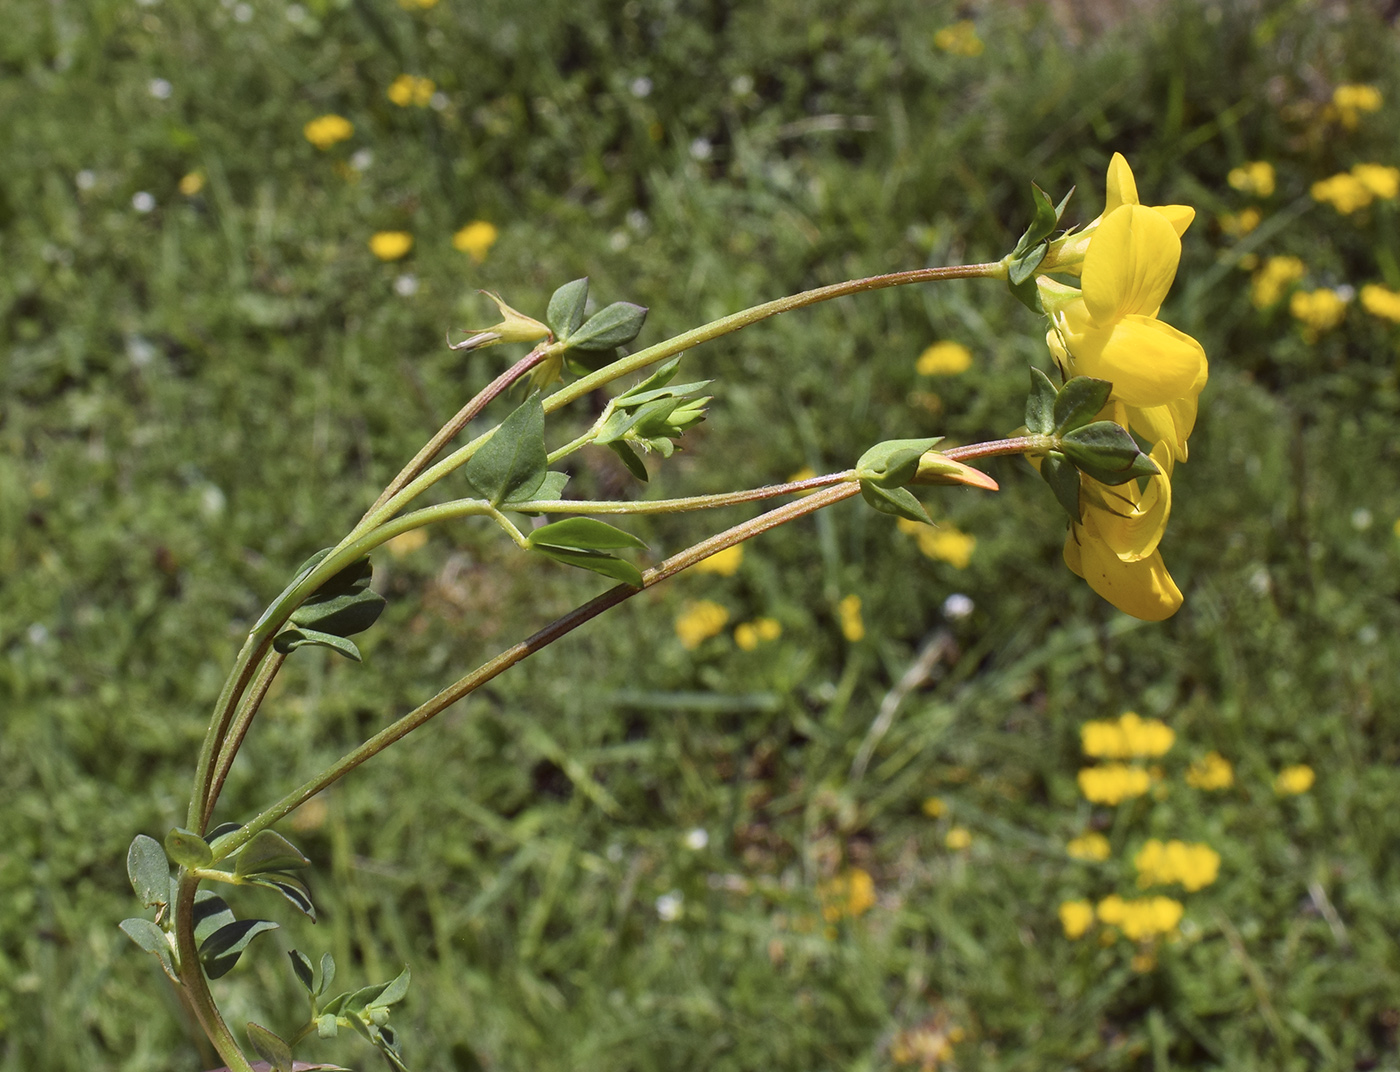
{"left": 174, "top": 873, "right": 255, "bottom": 1072}
{"left": 204, "top": 651, "right": 288, "bottom": 830}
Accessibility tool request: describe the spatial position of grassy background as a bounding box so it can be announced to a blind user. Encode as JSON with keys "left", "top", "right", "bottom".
{"left": 4, "top": 0, "right": 1400, "bottom": 1069}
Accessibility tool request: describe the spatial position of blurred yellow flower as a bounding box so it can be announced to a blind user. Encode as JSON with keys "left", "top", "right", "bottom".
{"left": 385, "top": 528, "right": 428, "bottom": 558}
{"left": 921, "top": 796, "right": 946, "bottom": 818}
{"left": 1096, "top": 894, "right": 1183, "bottom": 940}
{"left": 1289, "top": 288, "right": 1348, "bottom": 338}
{"left": 303, "top": 113, "right": 354, "bottom": 150}
{"left": 1352, "top": 163, "right": 1400, "bottom": 200}
{"left": 1185, "top": 751, "right": 1234, "bottom": 790}
{"left": 1218, "top": 207, "right": 1261, "bottom": 237}
{"left": 1066, "top": 832, "right": 1111, "bottom": 861}
{"left": 453, "top": 220, "right": 499, "bottom": 263}
{"left": 1133, "top": 839, "right": 1220, "bottom": 891}
{"left": 387, "top": 74, "right": 436, "bottom": 107}
{"left": 1332, "top": 83, "right": 1382, "bottom": 128}
{"left": 1059, "top": 899, "right": 1095, "bottom": 939}
{"left": 694, "top": 544, "right": 743, "bottom": 576}
{"left": 916, "top": 340, "right": 973, "bottom": 375}
{"left": 1361, "top": 284, "right": 1400, "bottom": 323}
{"left": 178, "top": 171, "right": 205, "bottom": 196}
{"left": 1312, "top": 165, "right": 1398, "bottom": 214}
{"left": 819, "top": 868, "right": 876, "bottom": 921}
{"left": 1081, "top": 711, "right": 1174, "bottom": 759}
{"left": 675, "top": 600, "right": 729, "bottom": 650}
{"left": 1078, "top": 763, "right": 1151, "bottom": 805}
{"left": 933, "top": 20, "right": 984, "bottom": 56}
{"left": 1250, "top": 255, "right": 1305, "bottom": 308}
{"left": 1275, "top": 764, "right": 1315, "bottom": 795}
{"left": 945, "top": 827, "right": 972, "bottom": 850}
{"left": 890, "top": 1021, "right": 963, "bottom": 1067}
{"left": 1227, "top": 161, "right": 1275, "bottom": 198}
{"left": 896, "top": 517, "right": 976, "bottom": 568}
{"left": 369, "top": 231, "right": 414, "bottom": 261}
{"left": 838, "top": 594, "right": 865, "bottom": 642}
{"left": 734, "top": 617, "right": 781, "bottom": 651}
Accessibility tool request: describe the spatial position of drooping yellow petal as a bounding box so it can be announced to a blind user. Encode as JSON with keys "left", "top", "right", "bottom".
{"left": 1062, "top": 314, "right": 1206, "bottom": 409}
{"left": 1065, "top": 529, "right": 1183, "bottom": 621}
{"left": 1154, "top": 204, "right": 1195, "bottom": 237}
{"left": 1082, "top": 205, "right": 1182, "bottom": 324}
{"left": 1104, "top": 152, "right": 1139, "bottom": 214}
{"left": 1083, "top": 442, "right": 1173, "bottom": 562}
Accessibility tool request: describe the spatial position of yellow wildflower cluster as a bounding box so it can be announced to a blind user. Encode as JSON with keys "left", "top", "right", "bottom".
{"left": 1095, "top": 894, "right": 1184, "bottom": 940}
{"left": 1311, "top": 164, "right": 1400, "bottom": 214}
{"left": 895, "top": 517, "right": 976, "bottom": 569}
{"left": 1077, "top": 763, "right": 1151, "bottom": 805}
{"left": 1219, "top": 207, "right": 1261, "bottom": 237}
{"left": 1250, "top": 255, "right": 1305, "bottom": 309}
{"left": 818, "top": 868, "right": 876, "bottom": 922}
{"left": 916, "top": 340, "right": 973, "bottom": 375}
{"left": 921, "top": 796, "right": 946, "bottom": 818}
{"left": 1066, "top": 832, "right": 1111, "bottom": 861}
{"left": 1275, "top": 764, "right": 1315, "bottom": 795}
{"left": 694, "top": 544, "right": 743, "bottom": 576}
{"left": 178, "top": 171, "right": 205, "bottom": 196}
{"left": 303, "top": 113, "right": 353, "bottom": 150}
{"left": 369, "top": 231, "right": 414, "bottom": 261}
{"left": 733, "top": 617, "right": 781, "bottom": 651}
{"left": 1134, "top": 839, "right": 1220, "bottom": 891}
{"left": 1331, "top": 83, "right": 1382, "bottom": 129}
{"left": 453, "top": 220, "right": 499, "bottom": 263}
{"left": 1227, "top": 161, "right": 1275, "bottom": 198}
{"left": 945, "top": 826, "right": 972, "bottom": 850}
{"left": 890, "top": 1019, "right": 965, "bottom": 1069}
{"left": 933, "top": 20, "right": 984, "bottom": 57}
{"left": 675, "top": 600, "right": 729, "bottom": 650}
{"left": 1081, "top": 710, "right": 1174, "bottom": 759}
{"left": 1290, "top": 288, "right": 1349, "bottom": 339}
{"left": 387, "top": 74, "right": 436, "bottom": 108}
{"left": 1361, "top": 284, "right": 1400, "bottom": 323}
{"left": 838, "top": 594, "right": 865, "bottom": 642}
{"left": 1185, "top": 751, "right": 1233, "bottom": 790}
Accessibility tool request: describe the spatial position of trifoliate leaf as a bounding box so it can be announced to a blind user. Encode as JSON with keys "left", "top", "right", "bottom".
{"left": 199, "top": 919, "right": 279, "bottom": 979}
{"left": 546, "top": 277, "right": 589, "bottom": 339}
{"left": 1059, "top": 421, "right": 1160, "bottom": 484}
{"left": 235, "top": 830, "right": 311, "bottom": 876}
{"left": 859, "top": 481, "right": 933, "bottom": 524}
{"left": 1025, "top": 367, "right": 1058, "bottom": 435}
{"left": 128, "top": 835, "right": 170, "bottom": 908}
{"left": 569, "top": 301, "right": 648, "bottom": 351}
{"left": 1052, "top": 376, "right": 1112, "bottom": 435}
{"left": 463, "top": 394, "right": 548, "bottom": 506}
{"left": 855, "top": 437, "right": 943, "bottom": 488}
{"left": 531, "top": 545, "right": 644, "bottom": 587}
{"left": 528, "top": 517, "right": 647, "bottom": 552}
{"left": 120, "top": 917, "right": 180, "bottom": 982}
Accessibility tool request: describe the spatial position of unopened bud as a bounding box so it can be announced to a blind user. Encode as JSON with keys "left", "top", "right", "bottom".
{"left": 911, "top": 452, "right": 999, "bottom": 491}
{"left": 450, "top": 292, "right": 551, "bottom": 352}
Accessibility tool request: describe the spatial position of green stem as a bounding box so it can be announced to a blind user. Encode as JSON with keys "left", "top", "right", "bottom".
{"left": 510, "top": 470, "right": 856, "bottom": 515}
{"left": 204, "top": 651, "right": 288, "bottom": 830}
{"left": 186, "top": 633, "right": 272, "bottom": 832}
{"left": 174, "top": 873, "right": 255, "bottom": 1072}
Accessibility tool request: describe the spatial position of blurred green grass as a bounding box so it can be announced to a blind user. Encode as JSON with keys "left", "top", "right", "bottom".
{"left": 3, "top": 0, "right": 1400, "bottom": 1069}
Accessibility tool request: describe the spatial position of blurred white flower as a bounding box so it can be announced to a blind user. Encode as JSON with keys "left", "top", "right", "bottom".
{"left": 942, "top": 593, "right": 974, "bottom": 620}
{"left": 655, "top": 892, "right": 683, "bottom": 921}
{"left": 683, "top": 828, "right": 709, "bottom": 851}
{"left": 132, "top": 191, "right": 156, "bottom": 213}
{"left": 148, "top": 78, "right": 172, "bottom": 100}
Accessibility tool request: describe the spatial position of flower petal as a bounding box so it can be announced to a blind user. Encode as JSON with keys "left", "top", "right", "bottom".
{"left": 1083, "top": 442, "right": 1173, "bottom": 562}
{"left": 1104, "top": 153, "right": 1139, "bottom": 214}
{"left": 1065, "top": 528, "right": 1183, "bottom": 621}
{"left": 1065, "top": 315, "right": 1206, "bottom": 409}
{"left": 1082, "top": 205, "right": 1182, "bottom": 324}
{"left": 1154, "top": 205, "right": 1195, "bottom": 237}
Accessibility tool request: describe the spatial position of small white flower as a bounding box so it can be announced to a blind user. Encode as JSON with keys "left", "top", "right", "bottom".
{"left": 629, "top": 76, "right": 653, "bottom": 99}
{"left": 75, "top": 169, "right": 96, "bottom": 191}
{"left": 349, "top": 148, "right": 374, "bottom": 171}
{"left": 1351, "top": 507, "right": 1373, "bottom": 531}
{"left": 148, "top": 78, "right": 173, "bottom": 100}
{"left": 683, "top": 828, "right": 709, "bottom": 851}
{"left": 942, "top": 593, "right": 974, "bottom": 620}
{"left": 27, "top": 624, "right": 50, "bottom": 645}
{"left": 393, "top": 273, "right": 419, "bottom": 297}
{"left": 609, "top": 230, "right": 630, "bottom": 252}
{"left": 655, "top": 892, "right": 683, "bottom": 921}
{"left": 689, "top": 137, "right": 712, "bottom": 160}
{"left": 233, "top": 2, "right": 253, "bottom": 22}
{"left": 430, "top": 91, "right": 449, "bottom": 111}
{"left": 132, "top": 191, "right": 156, "bottom": 213}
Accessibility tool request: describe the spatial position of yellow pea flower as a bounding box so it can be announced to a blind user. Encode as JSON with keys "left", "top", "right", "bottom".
{"left": 945, "top": 827, "right": 972, "bottom": 850}
{"left": 1066, "top": 832, "right": 1111, "bottom": 861}
{"left": 369, "top": 231, "right": 414, "bottom": 261}
{"left": 1331, "top": 83, "right": 1382, "bottom": 128}
{"left": 1227, "top": 161, "right": 1275, "bottom": 198}
{"left": 1250, "top": 255, "right": 1305, "bottom": 308}
{"left": 1360, "top": 284, "right": 1400, "bottom": 323}
{"left": 933, "top": 20, "right": 984, "bottom": 56}
{"left": 1059, "top": 899, "right": 1096, "bottom": 939}
{"left": 303, "top": 114, "right": 354, "bottom": 150}
{"left": 916, "top": 340, "right": 973, "bottom": 375}
{"left": 838, "top": 594, "right": 865, "bottom": 642}
{"left": 818, "top": 868, "right": 876, "bottom": 921}
{"left": 675, "top": 600, "right": 729, "bottom": 650}
{"left": 1185, "top": 751, "right": 1234, "bottom": 790}
{"left": 1275, "top": 764, "right": 1315, "bottom": 795}
{"left": 453, "top": 220, "right": 499, "bottom": 263}
{"left": 1077, "top": 763, "right": 1151, "bottom": 805}
{"left": 694, "top": 544, "right": 743, "bottom": 576}
{"left": 1290, "top": 288, "right": 1349, "bottom": 339}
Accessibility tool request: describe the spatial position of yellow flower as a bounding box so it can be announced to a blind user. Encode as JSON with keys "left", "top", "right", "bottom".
{"left": 387, "top": 74, "right": 436, "bottom": 108}
{"left": 1219, "top": 207, "right": 1261, "bottom": 237}
{"left": 933, "top": 20, "right": 984, "bottom": 56}
{"left": 1059, "top": 899, "right": 1096, "bottom": 939}
{"left": 1352, "top": 163, "right": 1400, "bottom": 200}
{"left": 819, "top": 868, "right": 876, "bottom": 921}
{"left": 945, "top": 826, "right": 972, "bottom": 850}
{"left": 1081, "top": 711, "right": 1175, "bottom": 759}
{"left": 1312, "top": 172, "right": 1373, "bottom": 214}
{"left": 398, "top": 0, "right": 438, "bottom": 7}
{"left": 1096, "top": 895, "right": 1183, "bottom": 940}
{"left": 1361, "top": 283, "right": 1400, "bottom": 323}
{"left": 1133, "top": 839, "right": 1220, "bottom": 891}
{"left": 1275, "top": 764, "right": 1315, "bottom": 795}
{"left": 385, "top": 528, "right": 428, "bottom": 558}
{"left": 1077, "top": 763, "right": 1151, "bottom": 805}
{"left": 675, "top": 600, "right": 729, "bottom": 650}
{"left": 1250, "top": 255, "right": 1305, "bottom": 308}
{"left": 916, "top": 340, "right": 973, "bottom": 375}
{"left": 694, "top": 544, "right": 743, "bottom": 576}
{"left": 1066, "top": 832, "right": 1111, "bottom": 861}
{"left": 1227, "top": 161, "right": 1275, "bottom": 198}
{"left": 1289, "top": 288, "right": 1348, "bottom": 338}
{"left": 303, "top": 113, "right": 354, "bottom": 150}
{"left": 178, "top": 171, "right": 205, "bottom": 196}
{"left": 838, "top": 594, "right": 864, "bottom": 642}
{"left": 896, "top": 517, "right": 976, "bottom": 568}
{"left": 1332, "top": 83, "right": 1382, "bottom": 128}
{"left": 1185, "top": 751, "right": 1234, "bottom": 790}
{"left": 453, "top": 220, "right": 499, "bottom": 264}
{"left": 733, "top": 617, "right": 781, "bottom": 651}
{"left": 921, "top": 796, "right": 946, "bottom": 818}
{"left": 369, "top": 231, "right": 414, "bottom": 261}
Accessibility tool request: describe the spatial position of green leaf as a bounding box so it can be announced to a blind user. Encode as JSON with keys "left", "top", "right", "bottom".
{"left": 1007, "top": 243, "right": 1047, "bottom": 287}
{"left": 616, "top": 358, "right": 681, "bottom": 400}
{"left": 192, "top": 890, "right": 236, "bottom": 947}
{"left": 289, "top": 949, "right": 315, "bottom": 993}
{"left": 372, "top": 1024, "right": 411, "bottom": 1072}
{"left": 199, "top": 918, "right": 279, "bottom": 979}
{"left": 247, "top": 872, "right": 317, "bottom": 921}
{"left": 127, "top": 835, "right": 170, "bottom": 908}
{"left": 288, "top": 557, "right": 386, "bottom": 639}
{"left": 235, "top": 830, "right": 311, "bottom": 876}
{"left": 272, "top": 626, "right": 362, "bottom": 662}
{"left": 546, "top": 277, "right": 588, "bottom": 339}
{"left": 568, "top": 301, "right": 648, "bottom": 351}
{"left": 607, "top": 440, "right": 649, "bottom": 482}
{"left": 206, "top": 822, "right": 243, "bottom": 847}
{"left": 595, "top": 397, "right": 673, "bottom": 445}
{"left": 1008, "top": 273, "right": 1044, "bottom": 313}
{"left": 246, "top": 1022, "right": 293, "bottom": 1072}
{"left": 1059, "top": 422, "right": 1160, "bottom": 485}
{"left": 320, "top": 952, "right": 336, "bottom": 997}
{"left": 614, "top": 379, "right": 712, "bottom": 409}
{"left": 1052, "top": 376, "right": 1112, "bottom": 435}
{"left": 528, "top": 471, "right": 570, "bottom": 502}
{"left": 1025, "top": 367, "right": 1058, "bottom": 435}
{"left": 529, "top": 518, "right": 647, "bottom": 552}
{"left": 1040, "top": 451, "right": 1082, "bottom": 522}
{"left": 463, "top": 394, "right": 547, "bottom": 507}
{"left": 859, "top": 481, "right": 933, "bottom": 524}
{"left": 532, "top": 545, "right": 644, "bottom": 587}
{"left": 371, "top": 966, "right": 412, "bottom": 1008}
{"left": 165, "top": 828, "right": 213, "bottom": 869}
{"left": 120, "top": 917, "right": 179, "bottom": 982}
{"left": 854, "top": 437, "right": 943, "bottom": 488}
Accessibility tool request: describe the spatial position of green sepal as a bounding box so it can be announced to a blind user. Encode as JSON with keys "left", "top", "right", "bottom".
{"left": 1052, "top": 376, "right": 1112, "bottom": 435}
{"left": 529, "top": 517, "right": 647, "bottom": 552}
{"left": 286, "top": 556, "right": 386, "bottom": 640}
{"left": 235, "top": 830, "right": 311, "bottom": 876}
{"left": 1040, "top": 452, "right": 1082, "bottom": 522}
{"left": 531, "top": 545, "right": 644, "bottom": 588}
{"left": 859, "top": 480, "right": 933, "bottom": 524}
{"left": 568, "top": 301, "right": 648, "bottom": 352}
{"left": 1025, "top": 367, "right": 1058, "bottom": 436}
{"left": 199, "top": 918, "right": 279, "bottom": 979}
{"left": 1011, "top": 183, "right": 1069, "bottom": 259}
{"left": 165, "top": 828, "right": 213, "bottom": 869}
{"left": 289, "top": 949, "right": 316, "bottom": 993}
{"left": 247, "top": 872, "right": 317, "bottom": 921}
{"left": 1008, "top": 273, "right": 1044, "bottom": 313}
{"left": 546, "top": 277, "right": 589, "bottom": 339}
{"left": 317, "top": 1014, "right": 340, "bottom": 1039}
{"left": 273, "top": 626, "right": 362, "bottom": 662}
{"left": 464, "top": 394, "right": 548, "bottom": 507}
{"left": 246, "top": 1022, "right": 294, "bottom": 1072}
{"left": 855, "top": 437, "right": 943, "bottom": 489}
{"left": 120, "top": 918, "right": 180, "bottom": 982}
{"left": 608, "top": 440, "right": 649, "bottom": 482}
{"left": 1059, "top": 422, "right": 1160, "bottom": 485}
{"left": 616, "top": 358, "right": 682, "bottom": 400}
{"left": 128, "top": 835, "right": 171, "bottom": 908}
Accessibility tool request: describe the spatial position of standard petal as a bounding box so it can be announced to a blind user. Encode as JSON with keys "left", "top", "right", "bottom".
{"left": 1154, "top": 204, "right": 1195, "bottom": 237}
{"left": 1071, "top": 530, "right": 1183, "bottom": 621}
{"left": 1082, "top": 205, "right": 1182, "bottom": 324}
{"left": 1065, "top": 315, "right": 1206, "bottom": 409}
{"left": 1126, "top": 403, "right": 1189, "bottom": 462}
{"left": 1104, "top": 153, "right": 1139, "bottom": 214}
